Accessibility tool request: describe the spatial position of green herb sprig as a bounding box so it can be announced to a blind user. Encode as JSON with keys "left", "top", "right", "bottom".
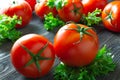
{"left": 47, "top": 0, "right": 67, "bottom": 10}
{"left": 54, "top": 45, "right": 116, "bottom": 80}
{"left": 54, "top": 0, "right": 67, "bottom": 10}
{"left": 80, "top": 8, "right": 102, "bottom": 27}
{"left": 44, "top": 12, "right": 65, "bottom": 31}
{"left": 0, "top": 14, "right": 22, "bottom": 45}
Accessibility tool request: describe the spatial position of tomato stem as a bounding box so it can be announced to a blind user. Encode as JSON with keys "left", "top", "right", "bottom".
{"left": 20, "top": 42, "right": 52, "bottom": 72}
{"left": 105, "top": 10, "right": 113, "bottom": 20}
{"left": 65, "top": 24, "right": 93, "bottom": 41}
{"left": 71, "top": 3, "right": 82, "bottom": 16}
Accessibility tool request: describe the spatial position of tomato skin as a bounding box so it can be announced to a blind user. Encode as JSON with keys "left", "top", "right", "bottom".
{"left": 35, "top": 0, "right": 58, "bottom": 19}
{"left": 58, "top": 0, "right": 83, "bottom": 22}
{"left": 102, "top": 1, "right": 120, "bottom": 32}
{"left": 54, "top": 23, "right": 99, "bottom": 67}
{"left": 82, "top": 0, "right": 107, "bottom": 15}
{"left": 10, "top": 34, "right": 55, "bottom": 78}
{"left": 25, "top": 0, "right": 36, "bottom": 11}
{"left": 0, "top": 0, "right": 32, "bottom": 28}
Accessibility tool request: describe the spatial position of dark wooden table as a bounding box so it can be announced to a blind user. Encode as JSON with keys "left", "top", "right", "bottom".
{"left": 1, "top": 0, "right": 120, "bottom": 80}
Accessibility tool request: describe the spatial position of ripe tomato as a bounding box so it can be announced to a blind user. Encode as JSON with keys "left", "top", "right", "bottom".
{"left": 57, "top": 0, "right": 83, "bottom": 22}
{"left": 10, "top": 34, "right": 55, "bottom": 78}
{"left": 25, "top": 0, "right": 36, "bottom": 11}
{"left": 81, "top": 0, "right": 107, "bottom": 15}
{"left": 0, "top": 0, "right": 32, "bottom": 28}
{"left": 35, "top": 0, "right": 58, "bottom": 19}
{"left": 102, "top": 1, "right": 120, "bottom": 32}
{"left": 54, "top": 23, "right": 99, "bottom": 67}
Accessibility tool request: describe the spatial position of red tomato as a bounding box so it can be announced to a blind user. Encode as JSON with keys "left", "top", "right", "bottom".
{"left": 0, "top": 0, "right": 32, "bottom": 28}
{"left": 81, "top": 0, "right": 107, "bottom": 15}
{"left": 102, "top": 1, "right": 120, "bottom": 32}
{"left": 58, "top": 0, "right": 84, "bottom": 22}
{"left": 54, "top": 23, "right": 99, "bottom": 67}
{"left": 10, "top": 34, "right": 55, "bottom": 78}
{"left": 35, "top": 0, "right": 58, "bottom": 19}
{"left": 25, "top": 0, "right": 36, "bottom": 11}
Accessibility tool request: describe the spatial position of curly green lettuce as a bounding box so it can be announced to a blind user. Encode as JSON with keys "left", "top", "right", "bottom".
{"left": 0, "top": 14, "right": 22, "bottom": 45}
{"left": 44, "top": 12, "right": 65, "bottom": 31}
{"left": 54, "top": 45, "right": 116, "bottom": 80}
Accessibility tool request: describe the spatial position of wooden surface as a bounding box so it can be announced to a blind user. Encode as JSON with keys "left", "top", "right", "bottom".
{"left": 1, "top": 0, "right": 120, "bottom": 80}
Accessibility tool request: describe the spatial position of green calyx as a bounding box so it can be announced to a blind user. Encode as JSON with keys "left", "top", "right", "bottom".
{"left": 104, "top": 10, "right": 114, "bottom": 26}
{"left": 71, "top": 3, "right": 82, "bottom": 16}
{"left": 20, "top": 42, "right": 52, "bottom": 72}
{"left": 66, "top": 24, "right": 93, "bottom": 41}
{"left": 105, "top": 10, "right": 113, "bottom": 21}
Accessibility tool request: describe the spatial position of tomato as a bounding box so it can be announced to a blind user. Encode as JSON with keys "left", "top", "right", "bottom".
{"left": 0, "top": 0, "right": 32, "bottom": 28}
{"left": 102, "top": 1, "right": 120, "bottom": 32}
{"left": 81, "top": 0, "right": 107, "bottom": 15}
{"left": 57, "top": 0, "right": 83, "bottom": 22}
{"left": 10, "top": 34, "right": 55, "bottom": 78}
{"left": 54, "top": 23, "right": 99, "bottom": 67}
{"left": 25, "top": 0, "right": 36, "bottom": 11}
{"left": 35, "top": 0, "right": 58, "bottom": 19}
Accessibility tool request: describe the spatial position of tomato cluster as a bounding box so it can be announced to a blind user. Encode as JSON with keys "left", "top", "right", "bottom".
{"left": 34, "top": 0, "right": 107, "bottom": 22}
{"left": 11, "top": 23, "right": 99, "bottom": 78}
{"left": 1, "top": 0, "right": 119, "bottom": 79}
